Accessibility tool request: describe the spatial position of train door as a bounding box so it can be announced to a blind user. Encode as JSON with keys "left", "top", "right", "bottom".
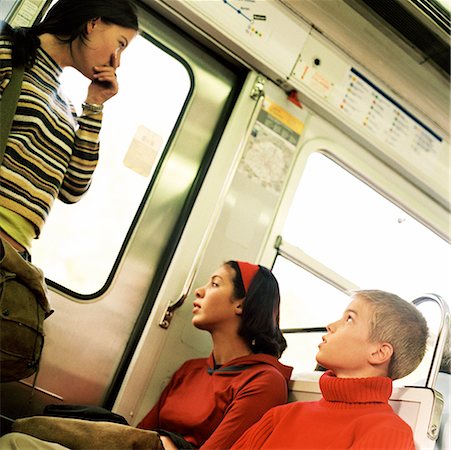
{"left": 0, "top": 0, "right": 249, "bottom": 427}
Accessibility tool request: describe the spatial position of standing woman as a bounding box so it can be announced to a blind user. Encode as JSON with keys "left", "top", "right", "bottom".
{"left": 138, "top": 260, "right": 292, "bottom": 450}
{"left": 0, "top": 0, "right": 138, "bottom": 259}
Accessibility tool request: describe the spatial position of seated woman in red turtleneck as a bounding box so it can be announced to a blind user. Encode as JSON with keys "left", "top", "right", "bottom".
{"left": 231, "top": 289, "right": 428, "bottom": 450}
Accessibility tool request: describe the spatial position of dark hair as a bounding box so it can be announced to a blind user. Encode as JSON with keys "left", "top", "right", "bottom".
{"left": 225, "top": 261, "right": 287, "bottom": 358}
{"left": 1, "top": 0, "right": 138, "bottom": 68}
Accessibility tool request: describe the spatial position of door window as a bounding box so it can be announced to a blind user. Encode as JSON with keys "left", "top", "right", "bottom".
{"left": 33, "top": 34, "right": 191, "bottom": 295}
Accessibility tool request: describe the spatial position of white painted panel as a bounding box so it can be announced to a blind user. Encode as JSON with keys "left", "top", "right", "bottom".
{"left": 175, "top": 0, "right": 310, "bottom": 76}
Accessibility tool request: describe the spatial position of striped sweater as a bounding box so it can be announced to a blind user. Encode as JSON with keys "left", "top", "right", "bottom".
{"left": 231, "top": 371, "right": 415, "bottom": 449}
{"left": 0, "top": 36, "right": 102, "bottom": 238}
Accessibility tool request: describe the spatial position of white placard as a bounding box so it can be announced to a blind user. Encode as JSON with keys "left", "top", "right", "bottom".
{"left": 123, "top": 125, "right": 163, "bottom": 177}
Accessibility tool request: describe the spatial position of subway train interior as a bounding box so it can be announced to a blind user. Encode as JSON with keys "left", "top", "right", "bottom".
{"left": 0, "top": 0, "right": 450, "bottom": 448}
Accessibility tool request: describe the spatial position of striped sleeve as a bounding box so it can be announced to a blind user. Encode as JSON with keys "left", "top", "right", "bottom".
{"left": 58, "top": 111, "right": 102, "bottom": 203}
{"left": 0, "top": 36, "right": 13, "bottom": 94}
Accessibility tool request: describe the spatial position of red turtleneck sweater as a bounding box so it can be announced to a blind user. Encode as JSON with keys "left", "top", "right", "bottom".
{"left": 231, "top": 371, "right": 415, "bottom": 449}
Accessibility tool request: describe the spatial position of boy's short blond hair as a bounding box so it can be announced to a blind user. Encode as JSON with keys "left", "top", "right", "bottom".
{"left": 353, "top": 290, "right": 429, "bottom": 380}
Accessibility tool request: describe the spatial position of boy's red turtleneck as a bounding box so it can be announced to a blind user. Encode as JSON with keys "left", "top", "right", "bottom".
{"left": 232, "top": 370, "right": 415, "bottom": 449}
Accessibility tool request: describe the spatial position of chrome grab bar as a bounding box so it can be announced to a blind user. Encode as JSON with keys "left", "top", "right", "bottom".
{"left": 274, "top": 236, "right": 359, "bottom": 293}
{"left": 159, "top": 75, "right": 266, "bottom": 329}
{"left": 413, "top": 294, "right": 450, "bottom": 389}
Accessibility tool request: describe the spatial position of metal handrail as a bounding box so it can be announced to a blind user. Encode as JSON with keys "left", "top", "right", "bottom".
{"left": 282, "top": 327, "right": 327, "bottom": 334}
{"left": 274, "top": 236, "right": 359, "bottom": 294}
{"left": 413, "top": 293, "right": 450, "bottom": 389}
{"left": 159, "top": 75, "right": 266, "bottom": 328}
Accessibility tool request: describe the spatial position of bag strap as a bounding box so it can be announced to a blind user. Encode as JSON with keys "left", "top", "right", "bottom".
{"left": 0, "top": 65, "right": 25, "bottom": 164}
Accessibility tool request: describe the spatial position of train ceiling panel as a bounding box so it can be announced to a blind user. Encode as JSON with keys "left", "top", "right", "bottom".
{"left": 346, "top": 0, "right": 450, "bottom": 76}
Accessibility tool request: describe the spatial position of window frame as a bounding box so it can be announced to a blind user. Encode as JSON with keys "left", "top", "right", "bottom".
{"left": 263, "top": 128, "right": 450, "bottom": 378}
{"left": 33, "top": 31, "right": 195, "bottom": 300}
{"left": 262, "top": 131, "right": 449, "bottom": 270}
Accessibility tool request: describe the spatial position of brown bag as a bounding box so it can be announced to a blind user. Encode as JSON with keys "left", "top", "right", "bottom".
{"left": 12, "top": 416, "right": 164, "bottom": 450}
{"left": 0, "top": 238, "right": 52, "bottom": 382}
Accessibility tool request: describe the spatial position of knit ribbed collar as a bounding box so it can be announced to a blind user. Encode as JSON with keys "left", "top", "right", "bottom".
{"left": 36, "top": 46, "right": 63, "bottom": 78}
{"left": 320, "top": 370, "right": 392, "bottom": 405}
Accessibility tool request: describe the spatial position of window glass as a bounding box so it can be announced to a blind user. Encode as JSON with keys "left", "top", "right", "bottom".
{"left": 277, "top": 152, "right": 450, "bottom": 382}
{"left": 274, "top": 257, "right": 349, "bottom": 330}
{"left": 273, "top": 257, "right": 349, "bottom": 374}
{"left": 33, "top": 35, "right": 191, "bottom": 295}
{"left": 283, "top": 152, "right": 450, "bottom": 301}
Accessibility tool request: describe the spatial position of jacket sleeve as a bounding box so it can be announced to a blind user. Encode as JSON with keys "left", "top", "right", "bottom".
{"left": 200, "top": 370, "right": 287, "bottom": 450}
{"left": 230, "top": 408, "right": 276, "bottom": 450}
{"left": 58, "top": 112, "right": 102, "bottom": 203}
{"left": 136, "top": 381, "right": 172, "bottom": 430}
{"left": 136, "top": 362, "right": 189, "bottom": 431}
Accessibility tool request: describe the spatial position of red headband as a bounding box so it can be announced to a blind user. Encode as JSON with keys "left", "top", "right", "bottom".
{"left": 237, "top": 261, "right": 259, "bottom": 294}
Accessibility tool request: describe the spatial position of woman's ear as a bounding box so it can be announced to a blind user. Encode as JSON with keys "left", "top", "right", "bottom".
{"left": 86, "top": 17, "right": 101, "bottom": 34}
{"left": 234, "top": 300, "right": 244, "bottom": 316}
{"left": 369, "top": 342, "right": 393, "bottom": 366}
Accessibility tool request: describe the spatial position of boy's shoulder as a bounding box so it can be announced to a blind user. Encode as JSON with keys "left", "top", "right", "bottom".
{"left": 357, "top": 410, "right": 415, "bottom": 446}
{"left": 366, "top": 409, "right": 413, "bottom": 429}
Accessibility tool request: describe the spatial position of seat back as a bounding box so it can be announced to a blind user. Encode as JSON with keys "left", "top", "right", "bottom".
{"left": 389, "top": 386, "right": 444, "bottom": 450}
{"left": 434, "top": 373, "right": 450, "bottom": 450}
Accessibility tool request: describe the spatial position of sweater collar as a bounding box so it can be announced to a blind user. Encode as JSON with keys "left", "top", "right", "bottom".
{"left": 320, "top": 370, "right": 392, "bottom": 404}
{"left": 206, "top": 353, "right": 293, "bottom": 380}
{"left": 36, "top": 46, "right": 63, "bottom": 78}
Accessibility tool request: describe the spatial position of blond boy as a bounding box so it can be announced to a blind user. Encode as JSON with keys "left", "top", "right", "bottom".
{"left": 231, "top": 290, "right": 428, "bottom": 450}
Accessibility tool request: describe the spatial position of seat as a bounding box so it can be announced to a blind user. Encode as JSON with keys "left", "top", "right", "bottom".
{"left": 434, "top": 372, "right": 450, "bottom": 450}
